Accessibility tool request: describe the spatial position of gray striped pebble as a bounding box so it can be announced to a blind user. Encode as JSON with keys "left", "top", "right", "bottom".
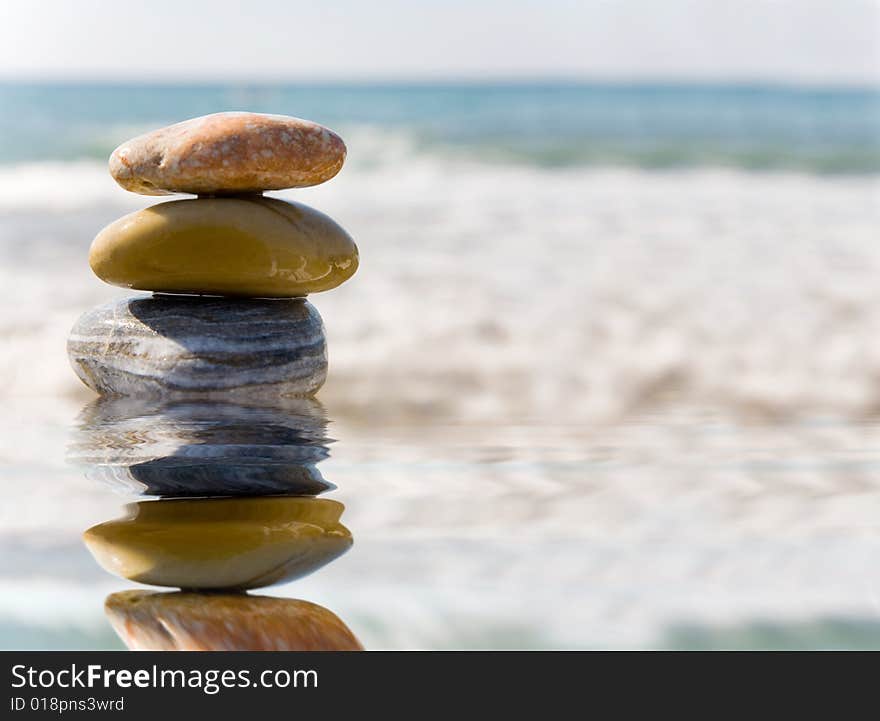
{"left": 67, "top": 295, "right": 327, "bottom": 399}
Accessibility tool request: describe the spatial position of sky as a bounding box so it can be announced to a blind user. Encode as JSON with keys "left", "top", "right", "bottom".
{"left": 0, "top": 0, "right": 877, "bottom": 85}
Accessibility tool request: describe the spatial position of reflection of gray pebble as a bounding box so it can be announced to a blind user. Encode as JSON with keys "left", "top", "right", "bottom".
{"left": 67, "top": 295, "right": 327, "bottom": 398}
{"left": 71, "top": 397, "right": 331, "bottom": 463}
{"left": 69, "top": 397, "right": 334, "bottom": 498}
{"left": 86, "top": 462, "right": 333, "bottom": 499}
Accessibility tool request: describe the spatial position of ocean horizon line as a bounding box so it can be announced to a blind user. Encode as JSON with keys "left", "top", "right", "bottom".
{"left": 1, "top": 75, "right": 879, "bottom": 94}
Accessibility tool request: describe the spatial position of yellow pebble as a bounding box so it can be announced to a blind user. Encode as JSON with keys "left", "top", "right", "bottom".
{"left": 89, "top": 196, "right": 358, "bottom": 297}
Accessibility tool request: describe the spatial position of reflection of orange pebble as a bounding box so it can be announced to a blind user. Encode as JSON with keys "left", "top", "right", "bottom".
{"left": 105, "top": 591, "right": 364, "bottom": 651}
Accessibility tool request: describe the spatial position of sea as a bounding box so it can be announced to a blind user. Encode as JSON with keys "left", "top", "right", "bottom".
{"left": 1, "top": 82, "right": 880, "bottom": 649}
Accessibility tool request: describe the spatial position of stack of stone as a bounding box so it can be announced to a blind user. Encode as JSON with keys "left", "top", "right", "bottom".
{"left": 68, "top": 112, "right": 358, "bottom": 399}
{"left": 66, "top": 113, "right": 363, "bottom": 650}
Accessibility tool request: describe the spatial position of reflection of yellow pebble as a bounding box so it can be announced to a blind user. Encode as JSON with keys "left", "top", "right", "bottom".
{"left": 83, "top": 497, "right": 352, "bottom": 590}
{"left": 89, "top": 197, "right": 358, "bottom": 298}
{"left": 105, "top": 590, "right": 363, "bottom": 651}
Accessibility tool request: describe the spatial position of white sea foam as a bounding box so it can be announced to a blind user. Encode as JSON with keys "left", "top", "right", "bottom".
{"left": 0, "top": 150, "right": 879, "bottom": 423}
{"left": 0, "top": 162, "right": 134, "bottom": 213}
